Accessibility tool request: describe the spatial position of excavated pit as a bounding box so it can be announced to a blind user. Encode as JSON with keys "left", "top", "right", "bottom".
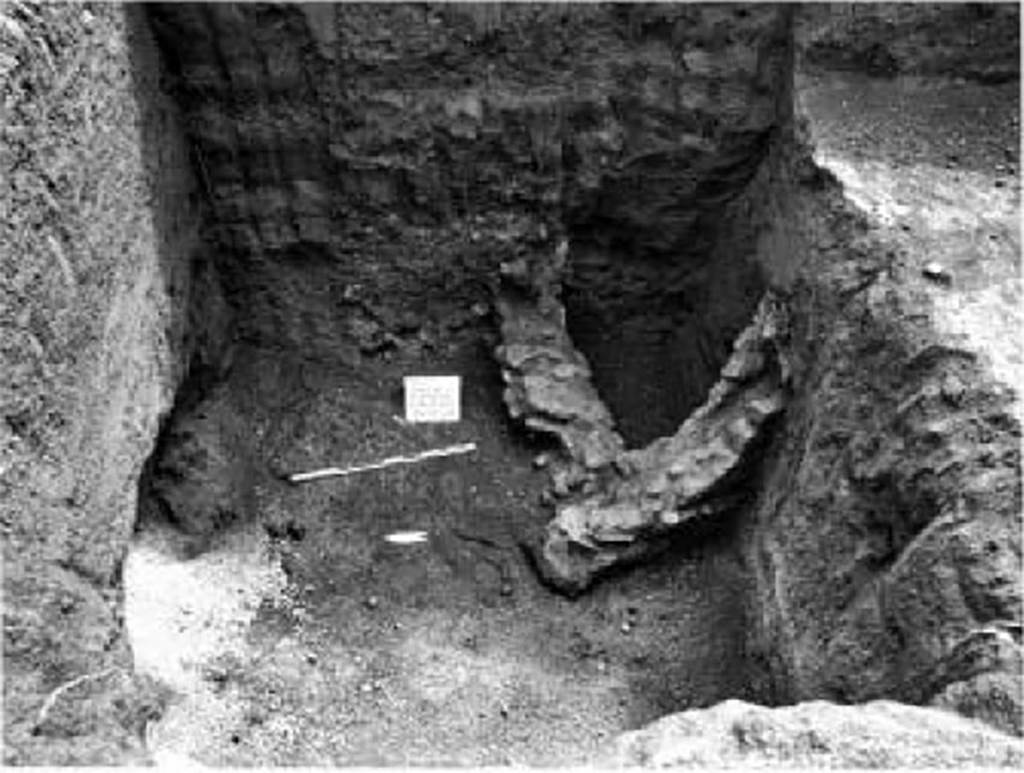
{"left": 563, "top": 242, "right": 766, "bottom": 449}
{"left": 111, "top": 2, "right": 1021, "bottom": 767}
{"left": 116, "top": 4, "right": 792, "bottom": 764}
{"left": 7, "top": 2, "right": 1021, "bottom": 767}
{"left": 562, "top": 153, "right": 770, "bottom": 448}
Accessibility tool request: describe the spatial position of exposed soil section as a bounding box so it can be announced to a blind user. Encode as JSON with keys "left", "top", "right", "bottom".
{"left": 1, "top": 4, "right": 216, "bottom": 763}
{"left": 5, "top": 2, "right": 1022, "bottom": 766}
{"left": 736, "top": 63, "right": 1021, "bottom": 731}
{"left": 564, "top": 237, "right": 766, "bottom": 449}
{"left": 143, "top": 2, "right": 792, "bottom": 451}
{"left": 121, "top": 10, "right": 794, "bottom": 762}
{"left": 131, "top": 334, "right": 763, "bottom": 765}
{"left": 120, "top": 3, "right": 1024, "bottom": 762}
{"left": 560, "top": 126, "right": 774, "bottom": 449}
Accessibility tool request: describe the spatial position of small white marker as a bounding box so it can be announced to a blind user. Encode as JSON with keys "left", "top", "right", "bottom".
{"left": 384, "top": 531, "right": 429, "bottom": 545}
{"left": 922, "top": 261, "right": 953, "bottom": 286}
{"left": 404, "top": 375, "right": 461, "bottom": 423}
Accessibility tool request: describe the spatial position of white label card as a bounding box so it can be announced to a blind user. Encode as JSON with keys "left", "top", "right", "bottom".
{"left": 404, "top": 376, "right": 461, "bottom": 423}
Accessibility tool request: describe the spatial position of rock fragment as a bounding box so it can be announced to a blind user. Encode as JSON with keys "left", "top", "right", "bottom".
{"left": 922, "top": 260, "right": 953, "bottom": 286}
{"left": 512, "top": 293, "right": 789, "bottom": 595}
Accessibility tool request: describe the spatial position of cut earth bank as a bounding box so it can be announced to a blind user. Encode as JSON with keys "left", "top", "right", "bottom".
{"left": 1, "top": 2, "right": 1020, "bottom": 766}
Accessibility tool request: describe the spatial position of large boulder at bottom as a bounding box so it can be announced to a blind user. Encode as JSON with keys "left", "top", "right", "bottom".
{"left": 598, "top": 699, "right": 1024, "bottom": 768}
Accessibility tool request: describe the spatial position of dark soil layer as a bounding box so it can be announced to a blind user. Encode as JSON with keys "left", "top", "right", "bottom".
{"left": 143, "top": 2, "right": 792, "bottom": 450}
{"left": 153, "top": 334, "right": 763, "bottom": 765}
{"left": 798, "top": 3, "right": 1020, "bottom": 82}
{"left": 563, "top": 237, "right": 765, "bottom": 449}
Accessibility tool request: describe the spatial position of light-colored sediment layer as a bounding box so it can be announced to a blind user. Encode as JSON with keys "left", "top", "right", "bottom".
{"left": 123, "top": 523, "right": 290, "bottom": 762}
{"left": 600, "top": 698, "right": 1024, "bottom": 767}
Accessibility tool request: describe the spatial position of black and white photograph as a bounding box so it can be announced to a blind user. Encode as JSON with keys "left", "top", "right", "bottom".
{"left": 1, "top": 1, "right": 1021, "bottom": 766}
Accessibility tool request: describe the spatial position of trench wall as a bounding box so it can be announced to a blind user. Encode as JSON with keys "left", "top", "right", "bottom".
{"left": 5, "top": 2, "right": 1016, "bottom": 764}
{"left": 0, "top": 4, "right": 224, "bottom": 763}
{"left": 740, "top": 150, "right": 1023, "bottom": 733}
{"left": 146, "top": 1, "right": 792, "bottom": 399}
{"left": 2, "top": 5, "right": 796, "bottom": 761}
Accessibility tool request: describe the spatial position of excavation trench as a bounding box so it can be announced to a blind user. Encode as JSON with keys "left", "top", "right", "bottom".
{"left": 4, "top": 2, "right": 1020, "bottom": 766}
{"left": 129, "top": 334, "right": 766, "bottom": 765}
{"left": 125, "top": 138, "right": 777, "bottom": 767}
{"left": 118, "top": 3, "right": 789, "bottom": 764}
{"left": 113, "top": 2, "right": 1023, "bottom": 767}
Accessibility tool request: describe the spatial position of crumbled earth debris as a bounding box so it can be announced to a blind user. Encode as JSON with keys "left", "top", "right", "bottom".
{"left": 522, "top": 293, "right": 790, "bottom": 595}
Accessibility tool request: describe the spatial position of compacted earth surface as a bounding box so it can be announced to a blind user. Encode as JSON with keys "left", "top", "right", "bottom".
{"left": 129, "top": 338, "right": 759, "bottom": 766}
{"left": 798, "top": 71, "right": 1020, "bottom": 390}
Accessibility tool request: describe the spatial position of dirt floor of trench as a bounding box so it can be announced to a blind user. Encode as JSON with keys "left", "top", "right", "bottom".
{"left": 126, "top": 334, "right": 761, "bottom": 766}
